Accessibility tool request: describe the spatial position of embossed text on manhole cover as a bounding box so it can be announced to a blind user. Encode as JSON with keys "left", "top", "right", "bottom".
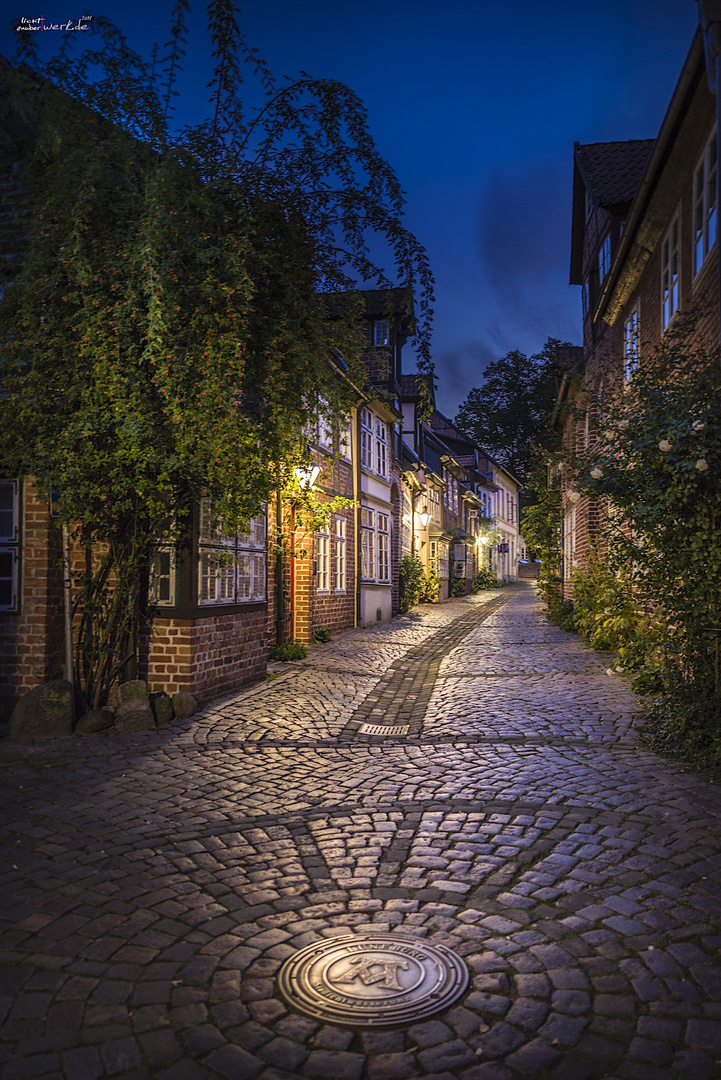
{"left": 357, "top": 723, "right": 410, "bottom": 736}
{"left": 276, "top": 933, "right": 469, "bottom": 1026}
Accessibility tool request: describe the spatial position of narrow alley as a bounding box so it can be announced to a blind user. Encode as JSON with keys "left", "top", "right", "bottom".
{"left": 1, "top": 585, "right": 720, "bottom": 1080}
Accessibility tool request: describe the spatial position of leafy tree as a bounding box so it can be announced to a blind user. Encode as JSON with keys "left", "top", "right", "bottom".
{"left": 455, "top": 340, "right": 569, "bottom": 484}
{"left": 0, "top": 4, "right": 434, "bottom": 709}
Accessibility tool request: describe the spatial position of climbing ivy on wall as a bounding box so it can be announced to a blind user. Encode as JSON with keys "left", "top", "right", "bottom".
{"left": 566, "top": 325, "right": 721, "bottom": 767}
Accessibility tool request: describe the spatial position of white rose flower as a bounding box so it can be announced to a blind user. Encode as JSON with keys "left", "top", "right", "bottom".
{"left": 606, "top": 668, "right": 615, "bottom": 677}
{"left": 692, "top": 420, "right": 705, "bottom": 431}
{"left": 658, "top": 440, "right": 671, "bottom": 452}
{"left": 695, "top": 458, "right": 709, "bottom": 471}
{"left": 590, "top": 466, "right": 603, "bottom": 479}
{"left": 567, "top": 490, "right": 581, "bottom": 504}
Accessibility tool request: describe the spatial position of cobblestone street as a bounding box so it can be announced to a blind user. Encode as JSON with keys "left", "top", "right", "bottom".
{"left": 2, "top": 584, "right": 721, "bottom": 1080}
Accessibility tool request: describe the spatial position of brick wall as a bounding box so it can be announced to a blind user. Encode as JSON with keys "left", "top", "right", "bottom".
{"left": 390, "top": 482, "right": 401, "bottom": 613}
{"left": 561, "top": 101, "right": 720, "bottom": 595}
{"left": 1, "top": 481, "right": 64, "bottom": 721}
{"left": 291, "top": 505, "right": 356, "bottom": 645}
{"left": 146, "top": 608, "right": 267, "bottom": 702}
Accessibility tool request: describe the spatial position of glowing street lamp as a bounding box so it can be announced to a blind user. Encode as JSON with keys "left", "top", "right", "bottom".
{"left": 294, "top": 464, "right": 321, "bottom": 490}
{"left": 418, "top": 505, "right": 431, "bottom": 528}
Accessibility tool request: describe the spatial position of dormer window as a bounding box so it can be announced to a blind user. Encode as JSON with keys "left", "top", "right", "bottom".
{"left": 373, "top": 320, "right": 389, "bottom": 347}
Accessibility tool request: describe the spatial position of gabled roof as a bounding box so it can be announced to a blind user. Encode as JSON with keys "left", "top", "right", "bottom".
{"left": 598, "top": 30, "right": 708, "bottom": 325}
{"left": 570, "top": 140, "right": 654, "bottom": 285}
{"left": 321, "top": 286, "right": 414, "bottom": 336}
{"left": 358, "top": 287, "right": 412, "bottom": 320}
{"left": 575, "top": 140, "right": 655, "bottom": 211}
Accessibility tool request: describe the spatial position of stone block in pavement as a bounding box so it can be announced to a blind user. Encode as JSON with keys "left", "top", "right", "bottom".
{"left": 61, "top": 1046, "right": 104, "bottom": 1080}
{"left": 205, "top": 1043, "right": 264, "bottom": 1078}
{"left": 686, "top": 1018, "right": 721, "bottom": 1051}
{"left": 304, "top": 1049, "right": 365, "bottom": 1078}
{"left": 505, "top": 1037, "right": 562, "bottom": 1073}
{"left": 417, "top": 1038, "right": 478, "bottom": 1072}
{"left": 366, "top": 1051, "right": 419, "bottom": 1079}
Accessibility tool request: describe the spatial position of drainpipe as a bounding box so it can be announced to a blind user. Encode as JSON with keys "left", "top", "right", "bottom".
{"left": 353, "top": 405, "right": 361, "bottom": 628}
{"left": 698, "top": 0, "right": 721, "bottom": 363}
{"left": 62, "top": 522, "right": 75, "bottom": 722}
{"left": 275, "top": 486, "right": 285, "bottom": 645}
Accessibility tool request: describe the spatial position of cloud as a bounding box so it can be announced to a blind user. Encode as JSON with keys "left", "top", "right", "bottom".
{"left": 474, "top": 161, "right": 580, "bottom": 348}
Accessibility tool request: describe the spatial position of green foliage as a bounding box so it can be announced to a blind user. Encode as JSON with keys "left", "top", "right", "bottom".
{"left": 521, "top": 450, "right": 563, "bottom": 608}
{"left": 571, "top": 552, "right": 636, "bottom": 651}
{"left": 455, "top": 340, "right": 569, "bottom": 484}
{"left": 418, "top": 564, "right": 440, "bottom": 603}
{"left": 449, "top": 561, "right": 466, "bottom": 597}
{"left": 398, "top": 554, "right": 425, "bottom": 613}
{"left": 546, "top": 599, "right": 576, "bottom": 632}
{"left": 567, "top": 330, "right": 721, "bottom": 766}
{"left": 471, "top": 566, "right": 501, "bottom": 591}
{"left": 314, "top": 626, "right": 332, "bottom": 643}
{"left": 1, "top": 9, "right": 433, "bottom": 707}
{"left": 269, "top": 641, "right": 307, "bottom": 661}
{"left": 397, "top": 553, "right": 444, "bottom": 609}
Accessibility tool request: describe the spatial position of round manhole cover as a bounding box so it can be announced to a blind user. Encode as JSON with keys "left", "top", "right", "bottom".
{"left": 276, "top": 933, "right": 469, "bottom": 1027}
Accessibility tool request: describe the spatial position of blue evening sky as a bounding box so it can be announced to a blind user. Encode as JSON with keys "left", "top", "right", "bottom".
{"left": 1, "top": 0, "right": 699, "bottom": 416}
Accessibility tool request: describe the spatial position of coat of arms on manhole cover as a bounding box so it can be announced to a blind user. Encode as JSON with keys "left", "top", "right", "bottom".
{"left": 276, "top": 933, "right": 469, "bottom": 1026}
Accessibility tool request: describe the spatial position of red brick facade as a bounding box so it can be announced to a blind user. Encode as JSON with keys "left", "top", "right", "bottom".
{"left": 558, "top": 32, "right": 719, "bottom": 594}
{"left": 146, "top": 608, "right": 267, "bottom": 700}
{"left": 0, "top": 481, "right": 64, "bottom": 720}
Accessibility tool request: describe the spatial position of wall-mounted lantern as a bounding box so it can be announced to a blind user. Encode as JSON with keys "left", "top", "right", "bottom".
{"left": 294, "top": 464, "right": 321, "bottom": 490}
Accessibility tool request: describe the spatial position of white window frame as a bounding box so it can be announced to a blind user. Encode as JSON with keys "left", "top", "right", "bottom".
{"left": 361, "top": 507, "right": 375, "bottom": 581}
{"left": 429, "top": 539, "right": 449, "bottom": 581}
{"left": 563, "top": 507, "right": 577, "bottom": 577}
{"left": 377, "top": 513, "right": 390, "bottom": 583}
{"left": 316, "top": 530, "right": 329, "bottom": 592}
{"left": 373, "top": 320, "right": 390, "bottom": 347}
{"left": 149, "top": 546, "right": 177, "bottom": 607}
{"left": 338, "top": 423, "right": 352, "bottom": 461}
{"left": 624, "top": 304, "right": 639, "bottom": 381}
{"left": 428, "top": 485, "right": 441, "bottom": 523}
{"left": 360, "top": 408, "right": 374, "bottom": 470}
{"left": 375, "top": 417, "right": 388, "bottom": 478}
{"left": 662, "top": 210, "right": 680, "bottom": 331}
{"left": 198, "top": 499, "right": 266, "bottom": 605}
{"left": 334, "top": 517, "right": 346, "bottom": 592}
{"left": 443, "top": 471, "right": 459, "bottom": 515}
{"left": 0, "top": 479, "right": 20, "bottom": 612}
{"left": 694, "top": 129, "right": 717, "bottom": 278}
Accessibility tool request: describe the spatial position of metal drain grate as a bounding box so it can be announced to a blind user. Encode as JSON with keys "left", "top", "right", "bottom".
{"left": 357, "top": 723, "right": 409, "bottom": 736}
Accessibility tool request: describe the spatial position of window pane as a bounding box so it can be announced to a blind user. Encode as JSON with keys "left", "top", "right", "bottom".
{"left": 0, "top": 549, "right": 15, "bottom": 608}
{"left": 0, "top": 482, "right": 16, "bottom": 541}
